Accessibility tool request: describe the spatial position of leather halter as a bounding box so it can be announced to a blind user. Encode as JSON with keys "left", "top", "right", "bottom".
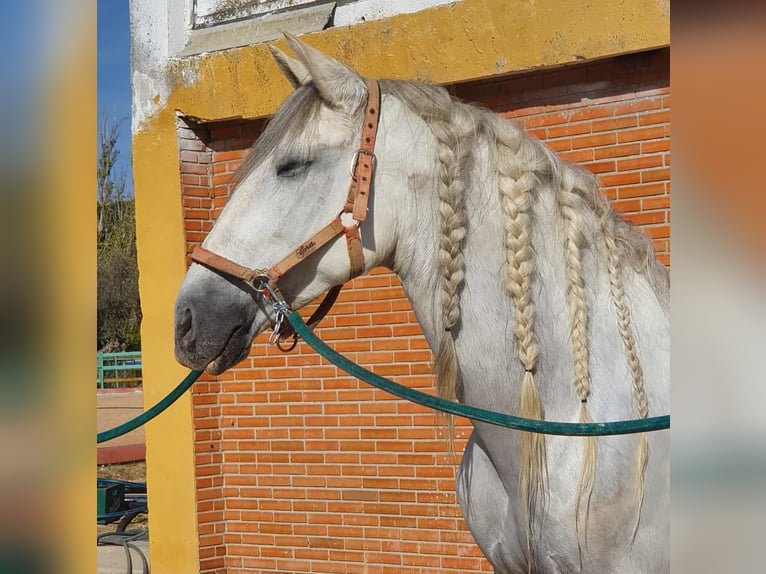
{"left": 190, "top": 79, "right": 381, "bottom": 348}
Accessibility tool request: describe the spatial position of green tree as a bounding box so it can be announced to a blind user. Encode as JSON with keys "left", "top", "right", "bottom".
{"left": 97, "top": 117, "right": 141, "bottom": 351}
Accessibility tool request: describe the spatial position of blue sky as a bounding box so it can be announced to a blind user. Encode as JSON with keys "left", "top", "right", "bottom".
{"left": 98, "top": 0, "right": 133, "bottom": 195}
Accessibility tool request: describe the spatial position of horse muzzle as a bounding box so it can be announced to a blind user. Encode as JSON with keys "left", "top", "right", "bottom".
{"left": 174, "top": 264, "right": 261, "bottom": 374}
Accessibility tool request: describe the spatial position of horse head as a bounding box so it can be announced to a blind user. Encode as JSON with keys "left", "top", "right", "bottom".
{"left": 174, "top": 36, "right": 417, "bottom": 374}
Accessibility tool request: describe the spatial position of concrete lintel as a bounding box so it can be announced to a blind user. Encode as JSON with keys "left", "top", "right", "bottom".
{"left": 178, "top": 2, "right": 336, "bottom": 57}
{"left": 333, "top": 0, "right": 458, "bottom": 28}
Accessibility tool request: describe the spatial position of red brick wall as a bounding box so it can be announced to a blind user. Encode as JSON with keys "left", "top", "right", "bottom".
{"left": 176, "top": 48, "right": 669, "bottom": 573}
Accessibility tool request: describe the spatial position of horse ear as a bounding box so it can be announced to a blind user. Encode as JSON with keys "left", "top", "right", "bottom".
{"left": 269, "top": 44, "right": 311, "bottom": 88}
{"left": 283, "top": 32, "right": 366, "bottom": 112}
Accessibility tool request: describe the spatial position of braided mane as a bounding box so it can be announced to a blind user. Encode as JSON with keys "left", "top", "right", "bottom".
{"left": 380, "top": 79, "right": 668, "bottom": 553}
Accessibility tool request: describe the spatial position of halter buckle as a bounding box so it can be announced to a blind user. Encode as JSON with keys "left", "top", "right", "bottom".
{"left": 350, "top": 149, "right": 377, "bottom": 180}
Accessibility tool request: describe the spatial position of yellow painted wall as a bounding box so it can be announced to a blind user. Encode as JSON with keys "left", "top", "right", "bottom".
{"left": 133, "top": 109, "right": 202, "bottom": 570}
{"left": 133, "top": 0, "right": 669, "bottom": 571}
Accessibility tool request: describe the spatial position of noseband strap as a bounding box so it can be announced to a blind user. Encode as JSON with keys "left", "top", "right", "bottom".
{"left": 190, "top": 79, "right": 381, "bottom": 348}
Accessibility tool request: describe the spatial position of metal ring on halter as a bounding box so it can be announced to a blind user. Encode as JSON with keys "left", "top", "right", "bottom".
{"left": 339, "top": 211, "right": 359, "bottom": 230}
{"left": 247, "top": 273, "right": 273, "bottom": 293}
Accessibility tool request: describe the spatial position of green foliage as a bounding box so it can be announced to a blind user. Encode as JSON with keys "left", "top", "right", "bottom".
{"left": 97, "top": 117, "right": 141, "bottom": 351}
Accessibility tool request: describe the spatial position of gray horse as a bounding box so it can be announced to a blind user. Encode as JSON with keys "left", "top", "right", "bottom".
{"left": 174, "top": 36, "right": 669, "bottom": 573}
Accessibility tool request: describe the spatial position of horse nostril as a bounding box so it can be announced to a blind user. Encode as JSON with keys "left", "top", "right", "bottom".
{"left": 176, "top": 306, "right": 194, "bottom": 343}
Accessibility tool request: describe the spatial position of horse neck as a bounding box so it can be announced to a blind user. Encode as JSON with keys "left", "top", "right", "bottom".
{"left": 391, "top": 122, "right": 517, "bottom": 369}
{"left": 390, "top": 110, "right": 669, "bottom": 420}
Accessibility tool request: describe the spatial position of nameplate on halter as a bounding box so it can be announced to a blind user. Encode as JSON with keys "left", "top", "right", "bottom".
{"left": 295, "top": 240, "right": 317, "bottom": 259}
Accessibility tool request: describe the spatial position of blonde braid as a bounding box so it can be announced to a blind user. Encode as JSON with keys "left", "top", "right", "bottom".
{"left": 557, "top": 168, "right": 597, "bottom": 563}
{"left": 602, "top": 216, "right": 649, "bottom": 541}
{"left": 376, "top": 81, "right": 474, "bottom": 447}
{"left": 430, "top": 108, "right": 472, "bottom": 412}
{"left": 493, "top": 119, "right": 548, "bottom": 559}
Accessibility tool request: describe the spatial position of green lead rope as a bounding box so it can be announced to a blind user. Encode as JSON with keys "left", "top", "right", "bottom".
{"left": 287, "top": 312, "right": 669, "bottom": 436}
{"left": 97, "top": 313, "right": 669, "bottom": 444}
{"left": 97, "top": 369, "right": 202, "bottom": 444}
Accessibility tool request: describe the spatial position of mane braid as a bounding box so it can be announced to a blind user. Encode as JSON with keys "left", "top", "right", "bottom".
{"left": 491, "top": 116, "right": 548, "bottom": 563}
{"left": 434, "top": 109, "right": 475, "bottom": 456}
{"left": 557, "top": 167, "right": 597, "bottom": 566}
{"left": 601, "top": 215, "right": 649, "bottom": 542}
{"left": 380, "top": 81, "right": 474, "bottom": 417}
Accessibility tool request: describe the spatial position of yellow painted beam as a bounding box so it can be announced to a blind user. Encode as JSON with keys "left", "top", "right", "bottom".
{"left": 133, "top": 1, "right": 669, "bottom": 572}
{"left": 161, "top": 0, "right": 669, "bottom": 122}
{"left": 134, "top": 106, "right": 200, "bottom": 572}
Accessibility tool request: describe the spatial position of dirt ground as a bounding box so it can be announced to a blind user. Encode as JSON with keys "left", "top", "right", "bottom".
{"left": 97, "top": 461, "right": 148, "bottom": 535}
{"left": 98, "top": 460, "right": 146, "bottom": 482}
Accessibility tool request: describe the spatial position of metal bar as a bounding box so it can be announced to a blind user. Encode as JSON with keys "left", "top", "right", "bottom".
{"left": 97, "top": 352, "right": 142, "bottom": 387}
{"left": 97, "top": 351, "right": 103, "bottom": 389}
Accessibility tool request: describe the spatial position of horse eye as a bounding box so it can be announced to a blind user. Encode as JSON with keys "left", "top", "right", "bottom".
{"left": 276, "top": 159, "right": 312, "bottom": 178}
